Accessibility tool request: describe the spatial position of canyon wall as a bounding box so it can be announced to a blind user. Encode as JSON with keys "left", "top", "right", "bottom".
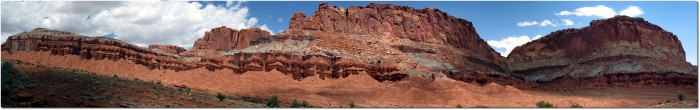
{"left": 506, "top": 16, "right": 697, "bottom": 85}
{"left": 192, "top": 27, "right": 271, "bottom": 51}
{"left": 288, "top": 3, "right": 505, "bottom": 71}
{"left": 1, "top": 28, "right": 403, "bottom": 81}
{"left": 148, "top": 45, "right": 186, "bottom": 54}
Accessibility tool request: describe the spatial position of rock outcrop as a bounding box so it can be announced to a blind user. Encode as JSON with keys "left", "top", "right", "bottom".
{"left": 506, "top": 16, "right": 697, "bottom": 84}
{"left": 288, "top": 3, "right": 504, "bottom": 68}
{"left": 192, "top": 27, "right": 271, "bottom": 51}
{"left": 1, "top": 28, "right": 402, "bottom": 81}
{"left": 148, "top": 45, "right": 186, "bottom": 54}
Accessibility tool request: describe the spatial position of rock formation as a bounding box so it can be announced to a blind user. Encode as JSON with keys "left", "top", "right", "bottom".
{"left": 1, "top": 28, "right": 402, "bottom": 81}
{"left": 288, "top": 3, "right": 504, "bottom": 68}
{"left": 506, "top": 16, "right": 697, "bottom": 86}
{"left": 148, "top": 45, "right": 186, "bottom": 54}
{"left": 192, "top": 27, "right": 271, "bottom": 51}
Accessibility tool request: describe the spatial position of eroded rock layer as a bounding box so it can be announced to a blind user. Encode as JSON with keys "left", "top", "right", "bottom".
{"left": 288, "top": 3, "right": 504, "bottom": 69}
{"left": 506, "top": 16, "right": 697, "bottom": 82}
{"left": 192, "top": 27, "right": 270, "bottom": 51}
{"left": 148, "top": 45, "right": 186, "bottom": 54}
{"left": 1, "top": 28, "right": 403, "bottom": 81}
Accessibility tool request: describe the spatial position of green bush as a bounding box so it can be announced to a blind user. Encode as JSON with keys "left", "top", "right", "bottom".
{"left": 1, "top": 61, "right": 31, "bottom": 96}
{"left": 349, "top": 101, "right": 355, "bottom": 108}
{"left": 156, "top": 80, "right": 162, "bottom": 86}
{"left": 570, "top": 103, "right": 583, "bottom": 108}
{"left": 536, "top": 101, "right": 555, "bottom": 108}
{"left": 456, "top": 104, "right": 463, "bottom": 108}
{"left": 291, "top": 99, "right": 310, "bottom": 108}
{"left": 678, "top": 90, "right": 686, "bottom": 101}
{"left": 266, "top": 95, "right": 279, "bottom": 108}
{"left": 216, "top": 93, "right": 226, "bottom": 101}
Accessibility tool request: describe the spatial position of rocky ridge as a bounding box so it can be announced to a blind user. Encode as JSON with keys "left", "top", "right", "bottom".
{"left": 288, "top": 3, "right": 505, "bottom": 71}
{"left": 506, "top": 16, "right": 696, "bottom": 86}
{"left": 148, "top": 45, "right": 186, "bottom": 54}
{"left": 192, "top": 27, "right": 270, "bottom": 51}
{"left": 1, "top": 28, "right": 403, "bottom": 81}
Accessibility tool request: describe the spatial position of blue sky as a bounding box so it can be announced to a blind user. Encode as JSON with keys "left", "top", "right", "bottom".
{"left": 202, "top": 1, "right": 696, "bottom": 65}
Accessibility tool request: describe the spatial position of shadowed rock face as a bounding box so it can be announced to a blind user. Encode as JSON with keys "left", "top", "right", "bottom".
{"left": 506, "top": 16, "right": 697, "bottom": 83}
{"left": 1, "top": 28, "right": 403, "bottom": 82}
{"left": 192, "top": 27, "right": 271, "bottom": 51}
{"left": 148, "top": 45, "right": 186, "bottom": 54}
{"left": 288, "top": 3, "right": 504, "bottom": 65}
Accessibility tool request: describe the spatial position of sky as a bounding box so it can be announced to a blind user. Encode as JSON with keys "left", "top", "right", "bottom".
{"left": 1, "top": 1, "right": 697, "bottom": 65}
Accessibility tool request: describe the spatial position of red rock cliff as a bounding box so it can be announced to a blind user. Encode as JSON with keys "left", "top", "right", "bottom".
{"left": 192, "top": 27, "right": 270, "bottom": 51}
{"left": 148, "top": 45, "right": 186, "bottom": 54}
{"left": 1, "top": 28, "right": 403, "bottom": 81}
{"left": 506, "top": 16, "right": 696, "bottom": 83}
{"left": 288, "top": 3, "right": 503, "bottom": 66}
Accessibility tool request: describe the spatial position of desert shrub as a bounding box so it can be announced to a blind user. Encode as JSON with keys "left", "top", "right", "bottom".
{"left": 678, "top": 90, "right": 686, "bottom": 101}
{"left": 456, "top": 104, "right": 463, "bottom": 108}
{"left": 156, "top": 80, "right": 162, "bottom": 86}
{"left": 349, "top": 101, "right": 356, "bottom": 108}
{"left": 113, "top": 74, "right": 119, "bottom": 78}
{"left": 476, "top": 78, "right": 488, "bottom": 85}
{"left": 266, "top": 95, "right": 279, "bottom": 108}
{"left": 536, "top": 101, "right": 555, "bottom": 108}
{"left": 216, "top": 92, "right": 226, "bottom": 101}
{"left": 1, "top": 61, "right": 32, "bottom": 96}
{"left": 240, "top": 96, "right": 250, "bottom": 102}
{"left": 290, "top": 99, "right": 310, "bottom": 108}
{"left": 570, "top": 103, "right": 583, "bottom": 108}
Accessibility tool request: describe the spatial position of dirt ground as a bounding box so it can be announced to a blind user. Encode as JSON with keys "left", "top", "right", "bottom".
{"left": 2, "top": 51, "right": 697, "bottom": 108}
{"left": 2, "top": 61, "right": 273, "bottom": 108}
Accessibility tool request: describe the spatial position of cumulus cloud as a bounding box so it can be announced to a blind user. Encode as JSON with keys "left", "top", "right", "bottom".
{"left": 555, "top": 5, "right": 617, "bottom": 18}
{"left": 556, "top": 5, "right": 644, "bottom": 18}
{"left": 619, "top": 6, "right": 643, "bottom": 17}
{"left": 487, "top": 35, "right": 543, "bottom": 56}
{"left": 1, "top": 1, "right": 269, "bottom": 48}
{"left": 539, "top": 20, "right": 554, "bottom": 27}
{"left": 561, "top": 19, "right": 574, "bottom": 26}
{"left": 517, "top": 21, "right": 538, "bottom": 27}
{"left": 518, "top": 19, "right": 568, "bottom": 27}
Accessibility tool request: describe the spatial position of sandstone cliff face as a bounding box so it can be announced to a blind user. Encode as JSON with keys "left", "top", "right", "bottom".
{"left": 148, "top": 45, "right": 186, "bottom": 54}
{"left": 1, "top": 28, "right": 402, "bottom": 81}
{"left": 192, "top": 27, "right": 270, "bottom": 51}
{"left": 288, "top": 3, "right": 504, "bottom": 68}
{"left": 506, "top": 16, "right": 697, "bottom": 83}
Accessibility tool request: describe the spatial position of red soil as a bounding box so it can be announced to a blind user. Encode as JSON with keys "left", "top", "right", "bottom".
{"left": 3, "top": 51, "right": 696, "bottom": 107}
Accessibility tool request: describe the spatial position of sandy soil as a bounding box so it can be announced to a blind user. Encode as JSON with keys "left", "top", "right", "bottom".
{"left": 2, "top": 51, "right": 697, "bottom": 108}
{"left": 2, "top": 61, "right": 269, "bottom": 108}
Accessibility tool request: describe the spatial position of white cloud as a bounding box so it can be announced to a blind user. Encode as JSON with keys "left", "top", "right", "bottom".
{"left": 258, "top": 24, "right": 274, "bottom": 35}
{"left": 561, "top": 19, "right": 574, "bottom": 26}
{"left": 518, "top": 19, "right": 570, "bottom": 27}
{"left": 517, "top": 21, "right": 538, "bottom": 27}
{"left": 556, "top": 5, "right": 644, "bottom": 18}
{"left": 278, "top": 18, "right": 283, "bottom": 22}
{"left": 1, "top": 1, "right": 268, "bottom": 48}
{"left": 556, "top": 5, "right": 616, "bottom": 18}
{"left": 487, "top": 35, "right": 542, "bottom": 56}
{"left": 539, "top": 20, "right": 554, "bottom": 27}
{"left": 619, "top": 6, "right": 643, "bottom": 17}
{"left": 533, "top": 35, "right": 543, "bottom": 40}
